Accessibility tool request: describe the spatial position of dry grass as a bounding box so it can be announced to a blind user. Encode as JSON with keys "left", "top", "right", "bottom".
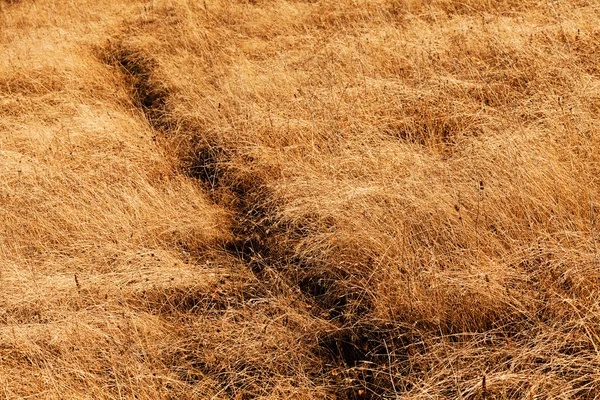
{"left": 2, "top": 0, "right": 600, "bottom": 398}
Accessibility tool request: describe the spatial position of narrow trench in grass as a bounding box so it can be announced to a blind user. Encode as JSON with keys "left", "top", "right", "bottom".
{"left": 100, "top": 39, "right": 400, "bottom": 399}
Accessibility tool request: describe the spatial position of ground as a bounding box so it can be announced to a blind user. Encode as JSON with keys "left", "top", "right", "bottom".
{"left": 2, "top": 0, "right": 600, "bottom": 398}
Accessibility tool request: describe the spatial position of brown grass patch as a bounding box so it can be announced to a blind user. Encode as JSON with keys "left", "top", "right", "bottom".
{"left": 3, "top": 0, "right": 600, "bottom": 398}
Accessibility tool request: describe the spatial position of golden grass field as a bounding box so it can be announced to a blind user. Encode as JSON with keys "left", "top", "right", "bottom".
{"left": 2, "top": 0, "right": 600, "bottom": 398}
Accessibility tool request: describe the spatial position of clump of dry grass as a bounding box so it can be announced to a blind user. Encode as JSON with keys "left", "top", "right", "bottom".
{"left": 3, "top": 0, "right": 600, "bottom": 398}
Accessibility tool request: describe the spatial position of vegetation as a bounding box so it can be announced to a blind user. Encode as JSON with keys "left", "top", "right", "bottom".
{"left": 2, "top": 0, "right": 600, "bottom": 398}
